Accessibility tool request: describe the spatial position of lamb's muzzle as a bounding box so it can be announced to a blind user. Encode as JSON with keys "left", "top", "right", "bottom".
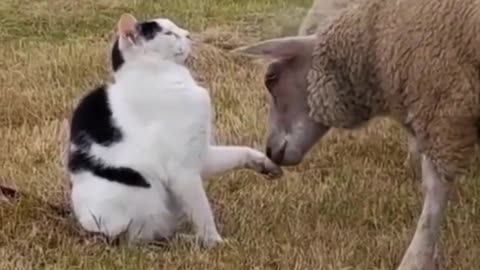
{"left": 265, "top": 140, "right": 287, "bottom": 165}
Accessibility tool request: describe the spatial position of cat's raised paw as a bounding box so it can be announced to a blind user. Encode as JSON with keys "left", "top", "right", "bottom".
{"left": 247, "top": 150, "right": 284, "bottom": 179}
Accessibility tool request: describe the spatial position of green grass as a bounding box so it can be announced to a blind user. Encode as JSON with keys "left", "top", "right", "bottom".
{"left": 1, "top": 0, "right": 479, "bottom": 269}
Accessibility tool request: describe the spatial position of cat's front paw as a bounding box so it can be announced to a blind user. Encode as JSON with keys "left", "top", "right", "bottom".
{"left": 176, "top": 233, "right": 225, "bottom": 248}
{"left": 199, "top": 233, "right": 224, "bottom": 249}
{"left": 247, "top": 150, "right": 283, "bottom": 179}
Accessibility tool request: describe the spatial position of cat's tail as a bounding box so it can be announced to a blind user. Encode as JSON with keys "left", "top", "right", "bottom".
{"left": 0, "top": 184, "right": 71, "bottom": 218}
{"left": 1, "top": 119, "right": 72, "bottom": 218}
{"left": 0, "top": 184, "right": 71, "bottom": 217}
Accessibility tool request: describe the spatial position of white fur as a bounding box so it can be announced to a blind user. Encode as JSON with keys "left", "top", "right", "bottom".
{"left": 69, "top": 17, "right": 281, "bottom": 246}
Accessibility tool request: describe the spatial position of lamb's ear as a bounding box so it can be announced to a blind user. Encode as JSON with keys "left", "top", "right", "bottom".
{"left": 231, "top": 35, "right": 316, "bottom": 59}
{"left": 117, "top": 13, "right": 139, "bottom": 48}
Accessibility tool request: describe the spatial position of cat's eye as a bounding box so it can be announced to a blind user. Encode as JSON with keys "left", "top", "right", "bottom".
{"left": 164, "top": 31, "right": 173, "bottom": 35}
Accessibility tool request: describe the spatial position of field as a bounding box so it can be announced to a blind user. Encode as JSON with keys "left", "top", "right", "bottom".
{"left": 1, "top": 0, "right": 480, "bottom": 269}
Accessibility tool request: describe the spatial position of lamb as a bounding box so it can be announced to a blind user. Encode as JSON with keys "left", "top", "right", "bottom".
{"left": 298, "top": 0, "right": 422, "bottom": 177}
{"left": 232, "top": 0, "right": 480, "bottom": 269}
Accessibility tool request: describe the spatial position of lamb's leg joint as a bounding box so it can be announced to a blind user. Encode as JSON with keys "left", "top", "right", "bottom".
{"left": 404, "top": 134, "right": 421, "bottom": 180}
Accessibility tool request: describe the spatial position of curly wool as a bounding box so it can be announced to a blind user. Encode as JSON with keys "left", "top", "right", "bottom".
{"left": 306, "top": 0, "right": 480, "bottom": 179}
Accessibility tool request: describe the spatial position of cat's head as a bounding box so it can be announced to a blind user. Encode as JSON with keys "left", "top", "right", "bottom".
{"left": 111, "top": 13, "right": 191, "bottom": 72}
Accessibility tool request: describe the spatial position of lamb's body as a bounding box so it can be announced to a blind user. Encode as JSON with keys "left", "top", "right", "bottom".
{"left": 304, "top": 0, "right": 480, "bottom": 268}
{"left": 308, "top": 0, "right": 480, "bottom": 178}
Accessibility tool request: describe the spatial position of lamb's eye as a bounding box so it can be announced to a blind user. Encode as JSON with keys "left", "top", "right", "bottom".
{"left": 264, "top": 72, "right": 278, "bottom": 90}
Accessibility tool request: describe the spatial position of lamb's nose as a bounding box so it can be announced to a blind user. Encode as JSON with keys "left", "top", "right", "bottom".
{"left": 266, "top": 146, "right": 272, "bottom": 159}
{"left": 266, "top": 141, "right": 287, "bottom": 165}
{"left": 276, "top": 141, "right": 287, "bottom": 164}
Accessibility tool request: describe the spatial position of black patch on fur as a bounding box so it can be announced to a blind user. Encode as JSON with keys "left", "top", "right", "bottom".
{"left": 69, "top": 85, "right": 150, "bottom": 188}
{"left": 68, "top": 151, "right": 151, "bottom": 188}
{"left": 138, "top": 21, "right": 163, "bottom": 41}
{"left": 70, "top": 85, "right": 122, "bottom": 147}
{"left": 111, "top": 38, "right": 124, "bottom": 72}
{"left": 68, "top": 85, "right": 150, "bottom": 188}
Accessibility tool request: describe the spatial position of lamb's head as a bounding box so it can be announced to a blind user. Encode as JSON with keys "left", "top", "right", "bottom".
{"left": 112, "top": 13, "right": 191, "bottom": 71}
{"left": 233, "top": 36, "right": 330, "bottom": 166}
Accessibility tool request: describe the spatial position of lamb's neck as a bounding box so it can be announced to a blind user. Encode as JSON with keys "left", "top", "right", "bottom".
{"left": 309, "top": 26, "right": 386, "bottom": 129}
{"left": 334, "top": 11, "right": 406, "bottom": 125}
{"left": 339, "top": 44, "right": 388, "bottom": 124}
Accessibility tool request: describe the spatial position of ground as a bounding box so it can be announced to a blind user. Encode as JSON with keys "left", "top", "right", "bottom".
{"left": 0, "top": 0, "right": 479, "bottom": 269}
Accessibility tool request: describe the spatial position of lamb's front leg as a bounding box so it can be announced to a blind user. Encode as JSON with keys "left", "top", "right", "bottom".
{"left": 201, "top": 145, "right": 283, "bottom": 179}
{"left": 397, "top": 155, "right": 450, "bottom": 270}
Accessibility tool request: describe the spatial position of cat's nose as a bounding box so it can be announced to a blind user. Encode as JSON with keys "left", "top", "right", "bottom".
{"left": 186, "top": 34, "right": 191, "bottom": 40}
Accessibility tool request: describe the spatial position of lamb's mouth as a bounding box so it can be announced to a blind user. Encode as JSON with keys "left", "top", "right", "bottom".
{"left": 266, "top": 141, "right": 288, "bottom": 165}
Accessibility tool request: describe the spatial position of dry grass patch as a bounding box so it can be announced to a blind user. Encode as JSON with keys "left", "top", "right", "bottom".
{"left": 1, "top": 0, "right": 479, "bottom": 269}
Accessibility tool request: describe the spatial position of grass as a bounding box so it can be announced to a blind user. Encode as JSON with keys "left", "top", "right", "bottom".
{"left": 0, "top": 0, "right": 479, "bottom": 269}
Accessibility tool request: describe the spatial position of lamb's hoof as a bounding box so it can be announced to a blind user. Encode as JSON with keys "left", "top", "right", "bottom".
{"left": 397, "top": 252, "right": 439, "bottom": 270}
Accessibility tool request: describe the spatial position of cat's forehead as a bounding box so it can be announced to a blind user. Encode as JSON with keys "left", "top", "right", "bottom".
{"left": 151, "top": 18, "right": 188, "bottom": 34}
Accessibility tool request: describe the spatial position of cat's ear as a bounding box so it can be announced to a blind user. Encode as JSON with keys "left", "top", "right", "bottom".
{"left": 117, "top": 13, "right": 138, "bottom": 48}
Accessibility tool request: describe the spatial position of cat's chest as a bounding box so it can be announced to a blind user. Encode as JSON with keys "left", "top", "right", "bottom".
{"left": 112, "top": 90, "right": 211, "bottom": 142}
{"left": 109, "top": 67, "right": 212, "bottom": 151}
{"left": 117, "top": 120, "right": 209, "bottom": 169}
{"left": 112, "top": 78, "right": 210, "bottom": 116}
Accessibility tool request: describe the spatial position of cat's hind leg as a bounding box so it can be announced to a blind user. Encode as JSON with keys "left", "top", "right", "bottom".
{"left": 70, "top": 172, "right": 176, "bottom": 244}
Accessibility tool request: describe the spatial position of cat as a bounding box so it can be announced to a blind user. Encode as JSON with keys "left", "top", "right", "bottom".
{"left": 66, "top": 13, "right": 283, "bottom": 247}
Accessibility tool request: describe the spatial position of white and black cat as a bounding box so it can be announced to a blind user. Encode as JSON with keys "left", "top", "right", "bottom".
{"left": 66, "top": 14, "right": 282, "bottom": 247}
